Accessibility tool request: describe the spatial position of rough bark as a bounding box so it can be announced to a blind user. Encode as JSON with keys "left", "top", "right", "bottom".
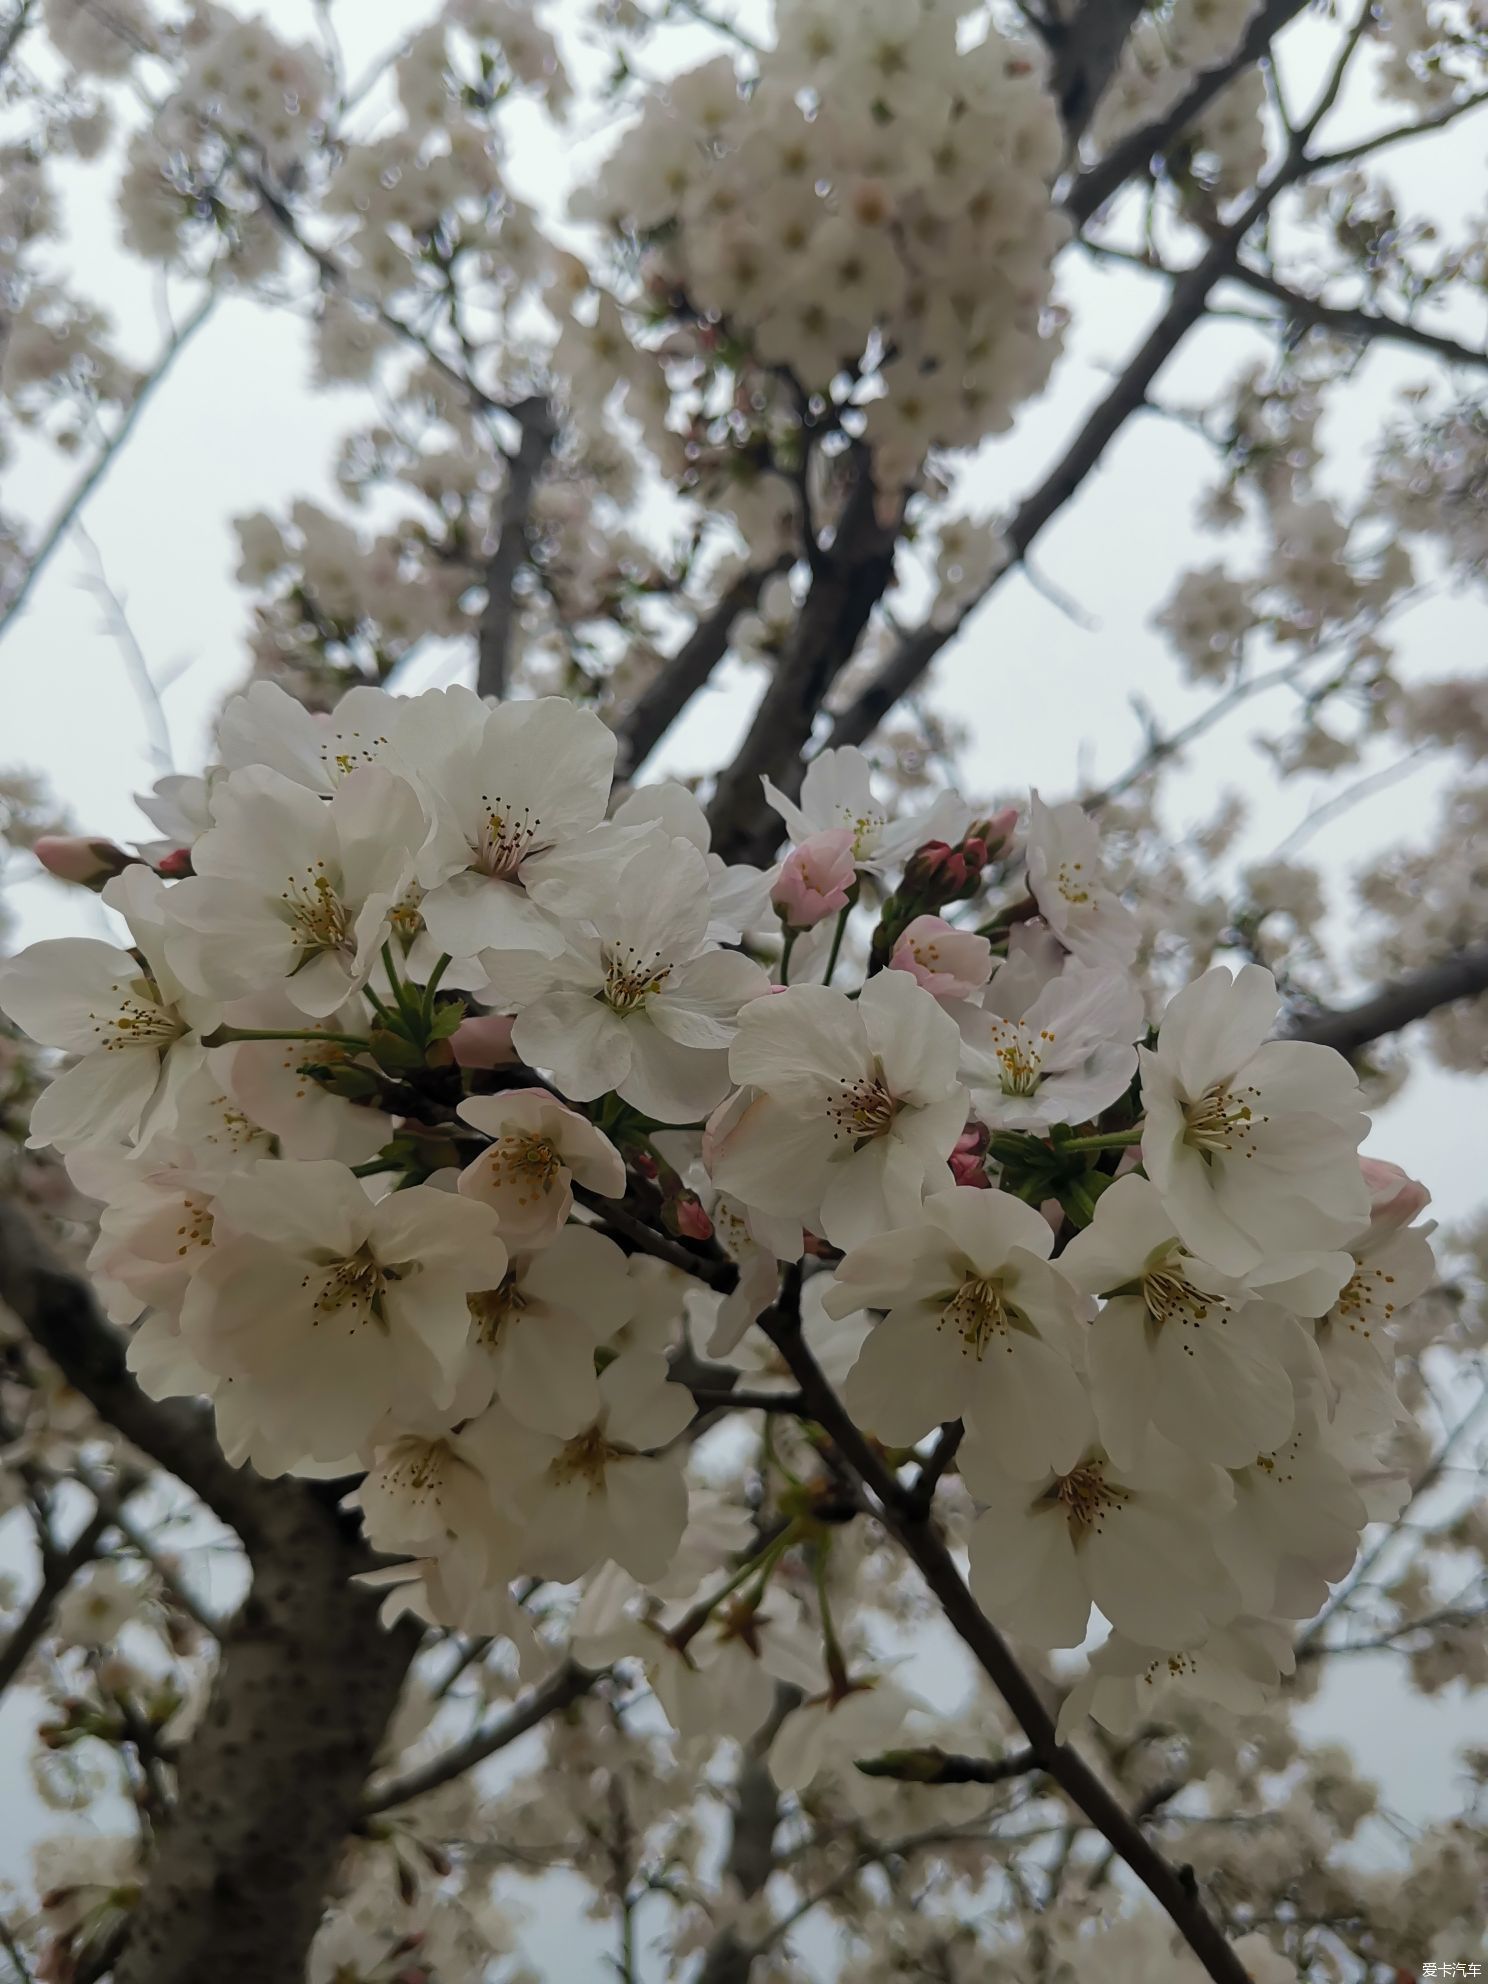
{"left": 0, "top": 1201, "right": 421, "bottom": 1984}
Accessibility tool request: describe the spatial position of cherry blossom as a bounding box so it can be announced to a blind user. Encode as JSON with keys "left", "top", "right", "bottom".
{"left": 710, "top": 968, "right": 968, "bottom": 1249}
{"left": 826, "top": 1186, "right": 1093, "bottom": 1474}
{"left": 456, "top": 1087, "right": 625, "bottom": 1249}
{"left": 1140, "top": 964, "right": 1370, "bottom": 1275}
{"left": 174, "top": 1159, "right": 509, "bottom": 1462}
{"left": 1024, "top": 792, "right": 1141, "bottom": 968}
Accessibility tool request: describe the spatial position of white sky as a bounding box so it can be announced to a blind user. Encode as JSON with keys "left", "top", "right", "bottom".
{"left": 1, "top": 2, "right": 1485, "bottom": 1973}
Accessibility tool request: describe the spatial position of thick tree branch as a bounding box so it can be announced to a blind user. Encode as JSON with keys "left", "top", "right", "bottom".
{"left": 0, "top": 1201, "right": 421, "bottom": 1984}
{"left": 708, "top": 468, "right": 900, "bottom": 864}
{"left": 694, "top": 1685, "right": 799, "bottom": 1984}
{"left": 757, "top": 1307, "right": 1252, "bottom": 1984}
{"left": 614, "top": 561, "right": 788, "bottom": 780}
{"left": 476, "top": 397, "right": 554, "bottom": 699}
{"left": 1049, "top": 0, "right": 1150, "bottom": 144}
{"left": 1286, "top": 943, "right": 1488, "bottom": 1056}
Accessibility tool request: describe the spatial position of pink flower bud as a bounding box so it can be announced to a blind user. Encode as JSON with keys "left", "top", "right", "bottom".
{"left": 974, "top": 806, "right": 1019, "bottom": 851}
{"left": 889, "top": 915, "right": 993, "bottom": 1001}
{"left": 34, "top": 835, "right": 132, "bottom": 890}
{"left": 673, "top": 1193, "right": 714, "bottom": 1242}
{"left": 450, "top": 1014, "right": 518, "bottom": 1069}
{"left": 1360, "top": 1157, "right": 1431, "bottom": 1232}
{"left": 155, "top": 847, "right": 194, "bottom": 878}
{"left": 772, "top": 828, "right": 857, "bottom": 930}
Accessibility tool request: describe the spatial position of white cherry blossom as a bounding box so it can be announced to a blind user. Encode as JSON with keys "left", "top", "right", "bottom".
{"left": 175, "top": 1159, "right": 509, "bottom": 1463}
{"left": 710, "top": 969, "right": 967, "bottom": 1250}
{"left": 1024, "top": 791, "right": 1141, "bottom": 967}
{"left": 410, "top": 689, "right": 617, "bottom": 959}
{"left": 762, "top": 745, "right": 969, "bottom": 875}
{"left": 0, "top": 866, "right": 214, "bottom": 1152}
{"left": 478, "top": 1351, "right": 694, "bottom": 1584}
{"left": 457, "top": 1088, "right": 626, "bottom": 1249}
{"left": 507, "top": 835, "right": 770, "bottom": 1122}
{"left": 963, "top": 1429, "right": 1238, "bottom": 1649}
{"left": 825, "top": 1186, "right": 1093, "bottom": 1475}
{"left": 453, "top": 1223, "right": 635, "bottom": 1435}
{"left": 1062, "top": 1174, "right": 1311, "bottom": 1469}
{"left": 163, "top": 764, "right": 425, "bottom": 1017}
{"left": 959, "top": 956, "right": 1144, "bottom": 1131}
{"left": 1140, "top": 964, "right": 1370, "bottom": 1276}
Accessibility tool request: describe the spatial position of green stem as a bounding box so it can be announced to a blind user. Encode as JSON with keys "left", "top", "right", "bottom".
{"left": 1055, "top": 1128, "right": 1144, "bottom": 1153}
{"left": 822, "top": 905, "right": 850, "bottom": 986}
{"left": 381, "top": 942, "right": 418, "bottom": 1020}
{"left": 668, "top": 1519, "right": 802, "bottom": 1653}
{"left": 422, "top": 952, "right": 453, "bottom": 1017}
{"left": 202, "top": 1025, "right": 371, "bottom": 1050}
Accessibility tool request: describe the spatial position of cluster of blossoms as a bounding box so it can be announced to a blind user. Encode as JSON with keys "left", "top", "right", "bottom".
{"left": 2, "top": 681, "right": 1438, "bottom": 1812}
{"left": 578, "top": 0, "right": 1069, "bottom": 489}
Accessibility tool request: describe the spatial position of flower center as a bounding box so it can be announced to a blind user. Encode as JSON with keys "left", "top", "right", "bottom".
{"left": 308, "top": 1248, "right": 390, "bottom": 1327}
{"left": 92, "top": 976, "right": 185, "bottom": 1054}
{"left": 603, "top": 945, "right": 671, "bottom": 1014}
{"left": 1053, "top": 858, "right": 1091, "bottom": 907}
{"left": 943, "top": 1274, "right": 1013, "bottom": 1357}
{"left": 476, "top": 795, "right": 542, "bottom": 880}
{"left": 1332, "top": 1263, "right": 1398, "bottom": 1335}
{"left": 1141, "top": 1260, "right": 1227, "bottom": 1331}
{"left": 551, "top": 1425, "right": 621, "bottom": 1487}
{"left": 468, "top": 1271, "right": 525, "bottom": 1345}
{"left": 1182, "top": 1079, "right": 1265, "bottom": 1156}
{"left": 281, "top": 861, "right": 352, "bottom": 960}
{"left": 1047, "top": 1459, "right": 1125, "bottom": 1540}
{"left": 989, "top": 1020, "right": 1055, "bottom": 1097}
{"left": 826, "top": 1074, "right": 897, "bottom": 1147}
{"left": 493, "top": 1133, "right": 563, "bottom": 1207}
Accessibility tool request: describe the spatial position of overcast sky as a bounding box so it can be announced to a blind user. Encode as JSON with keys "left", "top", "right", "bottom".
{"left": 2, "top": 3, "right": 1485, "bottom": 1971}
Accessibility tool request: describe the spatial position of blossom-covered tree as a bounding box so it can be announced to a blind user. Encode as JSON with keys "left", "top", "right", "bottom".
{"left": 1, "top": 3, "right": 1486, "bottom": 1983}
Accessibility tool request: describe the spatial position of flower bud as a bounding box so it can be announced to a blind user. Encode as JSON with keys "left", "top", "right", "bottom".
{"left": 1360, "top": 1157, "right": 1431, "bottom": 1232}
{"left": 34, "top": 835, "right": 133, "bottom": 891}
{"left": 450, "top": 1014, "right": 518, "bottom": 1069}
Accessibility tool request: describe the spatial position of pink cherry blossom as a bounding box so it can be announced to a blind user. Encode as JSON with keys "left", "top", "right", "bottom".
{"left": 888, "top": 915, "right": 992, "bottom": 1000}
{"left": 771, "top": 828, "right": 857, "bottom": 930}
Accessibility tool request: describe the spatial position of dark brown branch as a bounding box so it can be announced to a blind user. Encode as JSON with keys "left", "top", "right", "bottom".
{"left": 855, "top": 1744, "right": 1040, "bottom": 1787}
{"left": 1286, "top": 943, "right": 1488, "bottom": 1056}
{"left": 1063, "top": 0, "right": 1309, "bottom": 226}
{"left": 363, "top": 1659, "right": 600, "bottom": 1814}
{"left": 707, "top": 468, "right": 900, "bottom": 865}
{"left": 695, "top": 1684, "right": 800, "bottom": 1984}
{"left": 757, "top": 1307, "right": 1252, "bottom": 1984}
{"left": 0, "top": 1507, "right": 112, "bottom": 1695}
{"left": 1050, "top": 0, "right": 1150, "bottom": 144}
{"left": 827, "top": 171, "right": 1290, "bottom": 759}
{"left": 1226, "top": 262, "right": 1488, "bottom": 370}
{"left": 476, "top": 397, "right": 554, "bottom": 699}
{"left": 614, "top": 561, "right": 789, "bottom": 780}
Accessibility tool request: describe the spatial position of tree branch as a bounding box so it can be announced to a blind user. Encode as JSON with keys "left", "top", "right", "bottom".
{"left": 707, "top": 467, "right": 900, "bottom": 864}
{"left": 1225, "top": 261, "right": 1488, "bottom": 370}
{"left": 476, "top": 396, "right": 554, "bottom": 700}
{"left": 757, "top": 1307, "right": 1252, "bottom": 1984}
{"left": 0, "top": 1505, "right": 112, "bottom": 1696}
{"left": 0, "top": 292, "right": 218, "bottom": 650}
{"left": 614, "top": 560, "right": 788, "bottom": 780}
{"left": 1286, "top": 943, "right": 1488, "bottom": 1055}
{"left": 362, "top": 1658, "right": 600, "bottom": 1815}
